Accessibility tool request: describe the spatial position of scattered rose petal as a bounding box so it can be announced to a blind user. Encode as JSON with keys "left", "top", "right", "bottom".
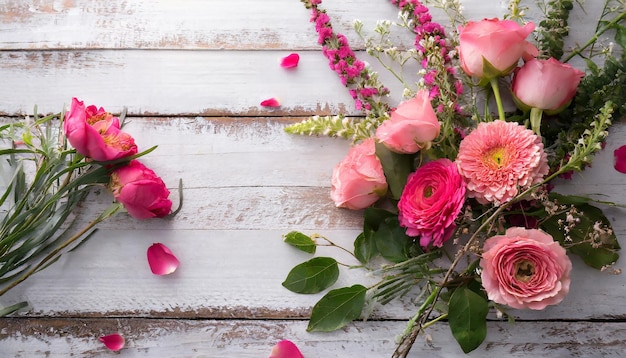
{"left": 269, "top": 340, "right": 304, "bottom": 358}
{"left": 280, "top": 53, "right": 300, "bottom": 69}
{"left": 614, "top": 145, "right": 626, "bottom": 173}
{"left": 99, "top": 333, "right": 125, "bottom": 351}
{"left": 261, "top": 97, "right": 281, "bottom": 107}
{"left": 147, "top": 243, "right": 180, "bottom": 275}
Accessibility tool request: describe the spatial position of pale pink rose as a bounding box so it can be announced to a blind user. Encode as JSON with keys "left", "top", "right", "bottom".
{"left": 375, "top": 90, "right": 441, "bottom": 154}
{"left": 330, "top": 138, "right": 387, "bottom": 210}
{"left": 63, "top": 97, "right": 138, "bottom": 161}
{"left": 398, "top": 159, "right": 466, "bottom": 248}
{"left": 512, "top": 58, "right": 584, "bottom": 112}
{"left": 456, "top": 120, "right": 549, "bottom": 205}
{"left": 458, "top": 18, "right": 538, "bottom": 79}
{"left": 110, "top": 160, "right": 172, "bottom": 219}
{"left": 480, "top": 227, "right": 572, "bottom": 310}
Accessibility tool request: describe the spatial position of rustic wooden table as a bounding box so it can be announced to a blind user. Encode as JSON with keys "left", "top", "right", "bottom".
{"left": 1, "top": 0, "right": 626, "bottom": 357}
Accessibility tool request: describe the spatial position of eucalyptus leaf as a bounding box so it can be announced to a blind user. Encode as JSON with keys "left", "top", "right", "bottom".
{"left": 282, "top": 257, "right": 339, "bottom": 294}
{"left": 307, "top": 284, "right": 367, "bottom": 332}
{"left": 448, "top": 286, "right": 489, "bottom": 353}
{"left": 283, "top": 231, "right": 316, "bottom": 254}
{"left": 374, "top": 142, "right": 413, "bottom": 200}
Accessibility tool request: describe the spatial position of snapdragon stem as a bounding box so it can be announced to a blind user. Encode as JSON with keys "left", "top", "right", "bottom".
{"left": 489, "top": 78, "right": 506, "bottom": 121}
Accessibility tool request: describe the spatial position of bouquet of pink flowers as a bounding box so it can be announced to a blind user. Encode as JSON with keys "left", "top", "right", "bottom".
{"left": 282, "top": 0, "right": 626, "bottom": 356}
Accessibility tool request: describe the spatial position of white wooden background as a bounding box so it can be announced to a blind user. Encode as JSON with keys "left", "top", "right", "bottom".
{"left": 1, "top": 0, "right": 626, "bottom": 357}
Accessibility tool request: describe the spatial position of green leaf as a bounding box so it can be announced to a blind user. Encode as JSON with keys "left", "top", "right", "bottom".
{"left": 374, "top": 142, "right": 413, "bottom": 200}
{"left": 283, "top": 231, "right": 316, "bottom": 254}
{"left": 615, "top": 25, "right": 626, "bottom": 50}
{"left": 448, "top": 286, "right": 489, "bottom": 353}
{"left": 282, "top": 257, "right": 339, "bottom": 294}
{"left": 307, "top": 284, "right": 367, "bottom": 332}
{"left": 374, "top": 218, "right": 411, "bottom": 263}
{"left": 354, "top": 232, "right": 377, "bottom": 264}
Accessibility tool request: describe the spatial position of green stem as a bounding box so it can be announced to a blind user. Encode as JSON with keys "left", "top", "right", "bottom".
{"left": 422, "top": 313, "right": 448, "bottom": 330}
{"left": 530, "top": 107, "right": 544, "bottom": 136}
{"left": 489, "top": 78, "right": 506, "bottom": 121}
{"left": 563, "top": 10, "right": 626, "bottom": 63}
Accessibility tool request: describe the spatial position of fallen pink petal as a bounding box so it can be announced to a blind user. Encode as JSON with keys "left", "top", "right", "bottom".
{"left": 147, "top": 243, "right": 180, "bottom": 275}
{"left": 99, "top": 333, "right": 125, "bottom": 351}
{"left": 280, "top": 53, "right": 300, "bottom": 68}
{"left": 261, "top": 97, "right": 281, "bottom": 107}
{"left": 269, "top": 340, "right": 304, "bottom": 358}
{"left": 614, "top": 145, "right": 626, "bottom": 173}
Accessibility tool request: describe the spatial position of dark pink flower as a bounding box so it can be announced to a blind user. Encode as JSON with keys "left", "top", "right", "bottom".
{"left": 614, "top": 145, "right": 626, "bottom": 173}
{"left": 261, "top": 98, "right": 281, "bottom": 107}
{"left": 110, "top": 160, "right": 172, "bottom": 219}
{"left": 99, "top": 333, "right": 125, "bottom": 351}
{"left": 480, "top": 227, "right": 572, "bottom": 310}
{"left": 269, "top": 340, "right": 304, "bottom": 358}
{"left": 147, "top": 243, "right": 180, "bottom": 275}
{"left": 64, "top": 97, "right": 138, "bottom": 161}
{"left": 398, "top": 158, "right": 466, "bottom": 248}
{"left": 280, "top": 53, "right": 300, "bottom": 69}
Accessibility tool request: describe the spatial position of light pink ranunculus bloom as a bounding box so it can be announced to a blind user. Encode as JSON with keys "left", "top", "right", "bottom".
{"left": 480, "top": 227, "right": 572, "bottom": 310}
{"left": 375, "top": 89, "right": 441, "bottom": 154}
{"left": 330, "top": 138, "right": 388, "bottom": 210}
{"left": 458, "top": 18, "right": 538, "bottom": 79}
{"left": 512, "top": 58, "right": 584, "bottom": 112}
{"left": 398, "top": 158, "right": 466, "bottom": 248}
{"left": 110, "top": 160, "right": 172, "bottom": 219}
{"left": 63, "top": 97, "right": 138, "bottom": 161}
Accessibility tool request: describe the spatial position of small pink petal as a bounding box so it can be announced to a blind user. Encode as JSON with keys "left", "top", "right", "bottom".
{"left": 280, "top": 53, "right": 300, "bottom": 69}
{"left": 147, "top": 243, "right": 180, "bottom": 275}
{"left": 269, "top": 340, "right": 304, "bottom": 358}
{"left": 99, "top": 333, "right": 125, "bottom": 351}
{"left": 614, "top": 145, "right": 626, "bottom": 173}
{"left": 261, "top": 97, "right": 281, "bottom": 107}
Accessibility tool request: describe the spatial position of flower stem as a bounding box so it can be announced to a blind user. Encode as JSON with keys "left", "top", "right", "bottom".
{"left": 530, "top": 107, "right": 544, "bottom": 136}
{"left": 489, "top": 78, "right": 506, "bottom": 121}
{"left": 562, "top": 10, "right": 626, "bottom": 63}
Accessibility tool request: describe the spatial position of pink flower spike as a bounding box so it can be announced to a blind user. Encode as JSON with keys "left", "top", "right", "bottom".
{"left": 261, "top": 97, "right": 281, "bottom": 107}
{"left": 147, "top": 243, "right": 180, "bottom": 275}
{"left": 614, "top": 145, "right": 626, "bottom": 173}
{"left": 269, "top": 340, "right": 304, "bottom": 358}
{"left": 99, "top": 333, "right": 125, "bottom": 351}
{"left": 280, "top": 53, "right": 300, "bottom": 69}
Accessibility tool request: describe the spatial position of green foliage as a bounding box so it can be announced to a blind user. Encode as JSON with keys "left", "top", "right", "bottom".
{"left": 354, "top": 232, "right": 377, "bottom": 264}
{"left": 373, "top": 217, "right": 412, "bottom": 263}
{"left": 284, "top": 114, "right": 385, "bottom": 142}
{"left": 374, "top": 142, "right": 414, "bottom": 200}
{"left": 282, "top": 257, "right": 339, "bottom": 294}
{"left": 283, "top": 231, "right": 316, "bottom": 254}
{"left": 448, "top": 286, "right": 489, "bottom": 353}
{"left": 307, "top": 284, "right": 367, "bottom": 332}
{"left": 536, "top": 0, "right": 574, "bottom": 60}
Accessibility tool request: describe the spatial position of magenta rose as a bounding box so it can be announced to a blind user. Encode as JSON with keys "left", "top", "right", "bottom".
{"left": 480, "top": 227, "right": 572, "bottom": 310}
{"left": 64, "top": 97, "right": 138, "bottom": 161}
{"left": 458, "top": 18, "right": 538, "bottom": 79}
{"left": 330, "top": 138, "right": 388, "bottom": 210}
{"left": 512, "top": 58, "right": 584, "bottom": 112}
{"left": 110, "top": 160, "right": 172, "bottom": 219}
{"left": 398, "top": 158, "right": 466, "bottom": 248}
{"left": 375, "top": 89, "right": 441, "bottom": 154}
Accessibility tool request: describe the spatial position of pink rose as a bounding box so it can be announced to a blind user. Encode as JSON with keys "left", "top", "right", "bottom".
{"left": 512, "top": 58, "right": 584, "bottom": 112}
{"left": 64, "top": 97, "right": 138, "bottom": 161}
{"left": 110, "top": 160, "right": 172, "bottom": 219}
{"left": 330, "top": 138, "right": 387, "bottom": 210}
{"left": 458, "top": 18, "right": 538, "bottom": 79}
{"left": 375, "top": 89, "right": 440, "bottom": 154}
{"left": 480, "top": 227, "right": 572, "bottom": 310}
{"left": 398, "top": 158, "right": 466, "bottom": 248}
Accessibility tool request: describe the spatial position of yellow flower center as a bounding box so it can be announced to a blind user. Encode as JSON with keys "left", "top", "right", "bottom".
{"left": 483, "top": 147, "right": 509, "bottom": 169}
{"left": 423, "top": 185, "right": 434, "bottom": 198}
{"left": 514, "top": 259, "right": 535, "bottom": 282}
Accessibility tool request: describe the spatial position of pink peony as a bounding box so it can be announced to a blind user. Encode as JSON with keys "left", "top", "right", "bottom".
{"left": 398, "top": 159, "right": 466, "bottom": 248}
{"left": 63, "top": 97, "right": 138, "bottom": 161}
{"left": 512, "top": 58, "right": 584, "bottom": 112}
{"left": 330, "top": 138, "right": 387, "bottom": 210}
{"left": 456, "top": 120, "right": 549, "bottom": 205}
{"left": 480, "top": 227, "right": 572, "bottom": 310}
{"left": 110, "top": 160, "right": 172, "bottom": 219}
{"left": 458, "top": 18, "right": 538, "bottom": 79}
{"left": 375, "top": 89, "right": 441, "bottom": 154}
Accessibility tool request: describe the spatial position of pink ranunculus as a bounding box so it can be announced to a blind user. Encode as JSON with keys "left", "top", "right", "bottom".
{"left": 458, "top": 18, "right": 538, "bottom": 79}
{"left": 63, "top": 97, "right": 138, "bottom": 161}
{"left": 480, "top": 227, "right": 572, "bottom": 310}
{"left": 512, "top": 58, "right": 584, "bottom": 112}
{"left": 375, "top": 89, "right": 441, "bottom": 154}
{"left": 398, "top": 158, "right": 466, "bottom": 248}
{"left": 330, "top": 138, "right": 387, "bottom": 210}
{"left": 110, "top": 160, "right": 172, "bottom": 219}
{"left": 269, "top": 340, "right": 304, "bottom": 358}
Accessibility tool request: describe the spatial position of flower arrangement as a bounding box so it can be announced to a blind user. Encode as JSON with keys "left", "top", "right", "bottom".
{"left": 281, "top": 0, "right": 626, "bottom": 356}
{"left": 0, "top": 98, "right": 180, "bottom": 317}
